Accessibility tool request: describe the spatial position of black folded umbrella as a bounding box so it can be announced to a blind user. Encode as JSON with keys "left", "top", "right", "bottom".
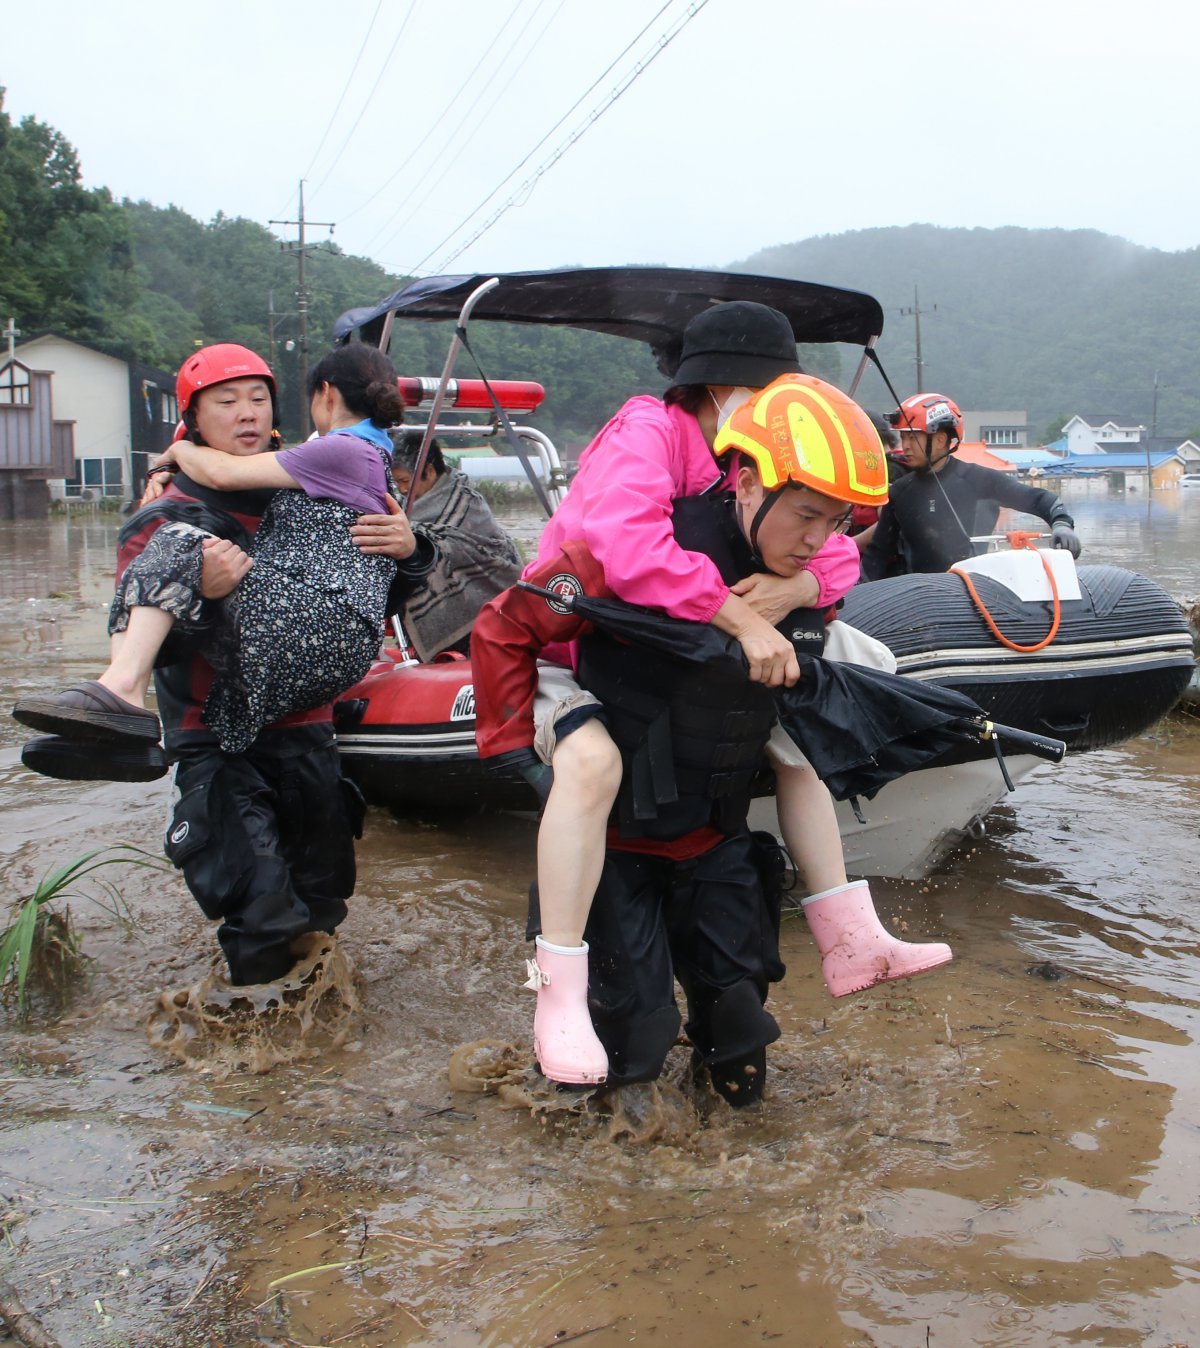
{"left": 773, "top": 657, "right": 1011, "bottom": 801}
{"left": 517, "top": 581, "right": 1065, "bottom": 801}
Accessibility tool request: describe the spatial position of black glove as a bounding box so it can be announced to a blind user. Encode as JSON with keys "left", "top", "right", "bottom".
{"left": 486, "top": 746, "right": 554, "bottom": 806}
{"left": 1050, "top": 523, "right": 1081, "bottom": 559}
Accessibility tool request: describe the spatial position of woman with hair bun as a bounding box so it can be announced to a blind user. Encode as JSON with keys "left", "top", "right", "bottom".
{"left": 18, "top": 342, "right": 417, "bottom": 755}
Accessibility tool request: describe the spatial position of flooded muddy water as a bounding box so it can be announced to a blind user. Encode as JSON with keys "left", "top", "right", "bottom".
{"left": 1, "top": 498, "right": 1199, "bottom": 1347}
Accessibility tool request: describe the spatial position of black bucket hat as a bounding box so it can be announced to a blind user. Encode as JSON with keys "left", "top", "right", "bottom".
{"left": 670, "top": 301, "right": 801, "bottom": 387}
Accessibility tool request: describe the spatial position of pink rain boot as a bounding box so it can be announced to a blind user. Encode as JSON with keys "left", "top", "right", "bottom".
{"left": 524, "top": 937, "right": 609, "bottom": 1085}
{"left": 802, "top": 880, "right": 952, "bottom": 997}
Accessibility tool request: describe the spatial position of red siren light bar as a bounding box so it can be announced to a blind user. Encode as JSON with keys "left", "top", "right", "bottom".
{"left": 396, "top": 377, "right": 545, "bottom": 413}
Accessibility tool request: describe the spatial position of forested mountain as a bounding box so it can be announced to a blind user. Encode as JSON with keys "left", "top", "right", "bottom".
{"left": 739, "top": 226, "right": 1200, "bottom": 440}
{"left": 0, "top": 92, "right": 666, "bottom": 443}
{"left": 5, "top": 91, "right": 1198, "bottom": 447}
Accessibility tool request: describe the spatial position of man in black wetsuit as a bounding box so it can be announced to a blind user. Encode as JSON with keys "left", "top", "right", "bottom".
{"left": 861, "top": 393, "right": 1081, "bottom": 580}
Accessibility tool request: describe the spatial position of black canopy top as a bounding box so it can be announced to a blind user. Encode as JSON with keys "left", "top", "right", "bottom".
{"left": 331, "top": 266, "right": 884, "bottom": 375}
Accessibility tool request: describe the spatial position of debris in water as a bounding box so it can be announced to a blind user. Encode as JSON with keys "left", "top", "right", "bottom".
{"left": 1026, "top": 961, "right": 1066, "bottom": 982}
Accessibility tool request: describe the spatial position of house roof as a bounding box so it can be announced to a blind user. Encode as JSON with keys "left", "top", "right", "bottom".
{"left": 1145, "top": 436, "right": 1200, "bottom": 454}
{"left": 15, "top": 331, "right": 175, "bottom": 385}
{"left": 1073, "top": 414, "right": 1142, "bottom": 429}
{"left": 991, "top": 447, "right": 1065, "bottom": 468}
{"left": 1055, "top": 451, "right": 1182, "bottom": 472}
{"left": 956, "top": 442, "right": 1017, "bottom": 471}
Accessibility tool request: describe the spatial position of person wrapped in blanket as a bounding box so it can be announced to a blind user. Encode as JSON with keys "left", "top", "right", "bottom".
{"left": 369, "top": 431, "right": 522, "bottom": 660}
{"left": 472, "top": 373, "right": 953, "bottom": 1105}
{"left": 13, "top": 343, "right": 433, "bottom": 984}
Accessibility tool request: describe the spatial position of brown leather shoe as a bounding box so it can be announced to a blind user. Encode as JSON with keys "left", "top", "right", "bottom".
{"left": 12, "top": 681, "right": 162, "bottom": 743}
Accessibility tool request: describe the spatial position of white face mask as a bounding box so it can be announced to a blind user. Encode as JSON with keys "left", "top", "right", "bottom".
{"left": 709, "top": 386, "right": 753, "bottom": 429}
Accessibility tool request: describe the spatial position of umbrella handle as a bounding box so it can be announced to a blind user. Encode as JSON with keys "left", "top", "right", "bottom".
{"left": 974, "top": 720, "right": 1067, "bottom": 764}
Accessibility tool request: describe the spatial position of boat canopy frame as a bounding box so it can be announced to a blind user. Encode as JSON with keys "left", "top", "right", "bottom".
{"left": 333, "top": 265, "right": 886, "bottom": 381}
{"left": 333, "top": 266, "right": 890, "bottom": 528}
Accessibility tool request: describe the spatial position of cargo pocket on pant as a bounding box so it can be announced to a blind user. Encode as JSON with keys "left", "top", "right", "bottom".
{"left": 749, "top": 830, "right": 788, "bottom": 985}
{"left": 164, "top": 773, "right": 246, "bottom": 921}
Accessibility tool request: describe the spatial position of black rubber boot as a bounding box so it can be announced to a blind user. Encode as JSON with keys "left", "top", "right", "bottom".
{"left": 691, "top": 979, "right": 779, "bottom": 1108}
{"left": 600, "top": 1005, "right": 682, "bottom": 1087}
{"left": 707, "top": 1046, "right": 768, "bottom": 1107}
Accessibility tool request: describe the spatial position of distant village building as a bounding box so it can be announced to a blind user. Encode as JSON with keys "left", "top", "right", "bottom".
{"left": 1061, "top": 414, "right": 1144, "bottom": 455}
{"left": 12, "top": 333, "right": 177, "bottom": 509}
{"left": 1049, "top": 449, "right": 1193, "bottom": 492}
{"left": 961, "top": 410, "right": 1029, "bottom": 449}
{"left": 0, "top": 354, "right": 76, "bottom": 519}
{"left": 990, "top": 447, "right": 1067, "bottom": 474}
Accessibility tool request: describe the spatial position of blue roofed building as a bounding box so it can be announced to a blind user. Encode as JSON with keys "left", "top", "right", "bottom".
{"left": 1051, "top": 449, "right": 1190, "bottom": 491}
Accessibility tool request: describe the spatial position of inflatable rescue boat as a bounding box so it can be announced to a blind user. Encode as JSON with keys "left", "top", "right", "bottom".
{"left": 330, "top": 267, "right": 1195, "bottom": 876}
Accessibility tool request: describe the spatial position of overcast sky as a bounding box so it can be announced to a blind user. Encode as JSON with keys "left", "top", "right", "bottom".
{"left": 7, "top": 0, "right": 1199, "bottom": 282}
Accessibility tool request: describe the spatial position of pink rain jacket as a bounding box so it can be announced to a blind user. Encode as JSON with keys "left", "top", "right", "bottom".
{"left": 528, "top": 396, "right": 859, "bottom": 621}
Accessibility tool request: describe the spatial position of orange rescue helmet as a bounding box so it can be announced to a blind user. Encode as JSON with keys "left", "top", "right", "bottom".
{"left": 714, "top": 373, "right": 889, "bottom": 509}
{"left": 888, "top": 392, "right": 963, "bottom": 442}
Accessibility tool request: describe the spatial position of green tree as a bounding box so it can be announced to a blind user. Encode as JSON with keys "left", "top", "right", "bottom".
{"left": 0, "top": 88, "right": 135, "bottom": 350}
{"left": 1042, "top": 414, "right": 1069, "bottom": 444}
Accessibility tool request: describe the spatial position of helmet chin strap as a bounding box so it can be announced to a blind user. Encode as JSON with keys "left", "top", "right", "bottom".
{"left": 743, "top": 488, "right": 783, "bottom": 555}
{"left": 914, "top": 430, "right": 959, "bottom": 474}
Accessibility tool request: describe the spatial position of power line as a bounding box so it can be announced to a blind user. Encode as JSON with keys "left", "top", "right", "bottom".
{"left": 419, "top": 0, "right": 710, "bottom": 274}
{"left": 308, "top": 0, "right": 420, "bottom": 202}
{"left": 362, "top": 0, "right": 558, "bottom": 255}
{"left": 301, "top": 0, "right": 386, "bottom": 185}
{"left": 399, "top": 0, "right": 679, "bottom": 272}
{"left": 339, "top": 0, "right": 532, "bottom": 228}
{"left": 374, "top": 1, "right": 573, "bottom": 252}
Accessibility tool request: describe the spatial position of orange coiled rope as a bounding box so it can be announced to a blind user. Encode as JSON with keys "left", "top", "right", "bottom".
{"left": 949, "top": 530, "right": 1062, "bottom": 654}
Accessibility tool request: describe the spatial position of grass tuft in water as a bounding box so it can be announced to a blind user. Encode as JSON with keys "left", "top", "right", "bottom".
{"left": 1, "top": 844, "right": 168, "bottom": 1019}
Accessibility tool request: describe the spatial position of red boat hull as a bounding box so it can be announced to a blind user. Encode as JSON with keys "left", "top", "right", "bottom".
{"left": 334, "top": 654, "right": 529, "bottom": 810}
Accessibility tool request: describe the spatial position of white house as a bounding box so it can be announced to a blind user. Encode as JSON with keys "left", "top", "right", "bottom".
{"left": 13, "top": 333, "right": 177, "bottom": 503}
{"left": 1062, "top": 414, "right": 1144, "bottom": 456}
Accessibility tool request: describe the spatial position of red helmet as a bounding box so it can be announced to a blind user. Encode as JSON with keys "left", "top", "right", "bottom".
{"left": 889, "top": 393, "right": 963, "bottom": 441}
{"left": 176, "top": 344, "right": 277, "bottom": 418}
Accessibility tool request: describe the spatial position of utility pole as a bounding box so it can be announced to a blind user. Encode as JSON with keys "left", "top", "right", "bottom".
{"left": 266, "top": 290, "right": 297, "bottom": 372}
{"left": 898, "top": 286, "right": 936, "bottom": 391}
{"left": 270, "top": 181, "right": 334, "bottom": 436}
{"left": 3, "top": 316, "right": 20, "bottom": 360}
{"left": 1151, "top": 371, "right": 1161, "bottom": 438}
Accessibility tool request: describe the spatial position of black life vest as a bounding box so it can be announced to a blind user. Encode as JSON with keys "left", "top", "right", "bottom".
{"left": 578, "top": 630, "right": 777, "bottom": 840}
{"left": 575, "top": 492, "right": 824, "bottom": 842}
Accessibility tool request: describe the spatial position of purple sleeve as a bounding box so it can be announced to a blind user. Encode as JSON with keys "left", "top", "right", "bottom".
{"left": 276, "top": 436, "right": 390, "bottom": 514}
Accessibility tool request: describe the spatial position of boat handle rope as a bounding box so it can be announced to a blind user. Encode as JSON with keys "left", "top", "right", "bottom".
{"left": 949, "top": 530, "right": 1062, "bottom": 653}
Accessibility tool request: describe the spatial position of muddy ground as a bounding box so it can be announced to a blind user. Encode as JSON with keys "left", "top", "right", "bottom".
{"left": 1, "top": 513, "right": 1198, "bottom": 1347}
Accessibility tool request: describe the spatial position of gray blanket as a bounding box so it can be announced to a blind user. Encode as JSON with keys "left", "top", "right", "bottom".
{"left": 402, "top": 469, "right": 523, "bottom": 661}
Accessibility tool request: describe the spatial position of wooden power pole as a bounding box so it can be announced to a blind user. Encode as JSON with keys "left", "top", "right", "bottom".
{"left": 270, "top": 181, "right": 334, "bottom": 437}
{"left": 898, "top": 286, "right": 936, "bottom": 392}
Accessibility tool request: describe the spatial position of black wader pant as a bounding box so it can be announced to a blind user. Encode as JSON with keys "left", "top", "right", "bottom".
{"left": 164, "top": 724, "right": 365, "bottom": 985}
{"left": 531, "top": 828, "right": 787, "bottom": 1104}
